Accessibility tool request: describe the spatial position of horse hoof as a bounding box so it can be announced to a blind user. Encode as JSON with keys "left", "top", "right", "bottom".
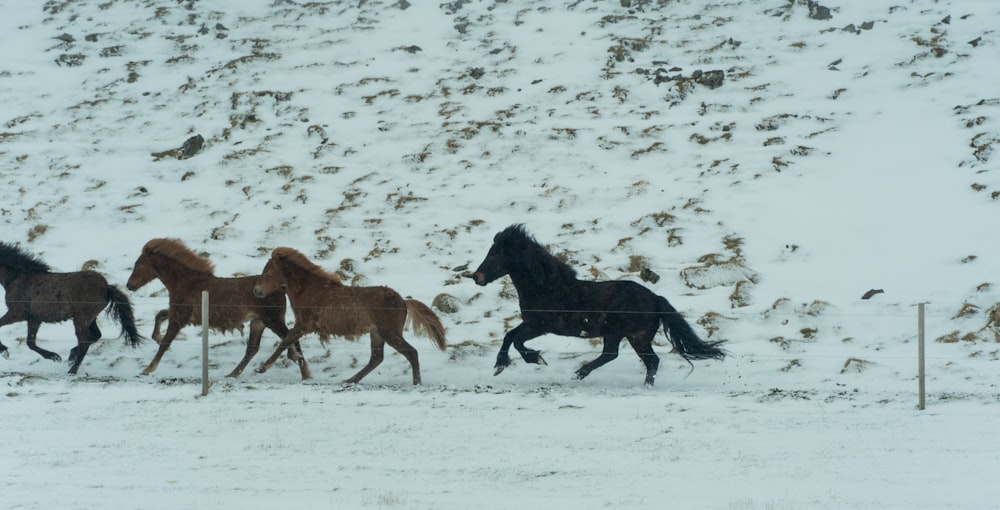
{"left": 51, "top": 354, "right": 63, "bottom": 363}
{"left": 522, "top": 351, "right": 546, "bottom": 366}
{"left": 1, "top": 350, "right": 8, "bottom": 360}
{"left": 493, "top": 364, "right": 507, "bottom": 376}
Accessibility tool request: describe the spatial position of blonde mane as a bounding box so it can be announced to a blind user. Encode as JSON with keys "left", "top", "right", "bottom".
{"left": 273, "top": 247, "right": 342, "bottom": 284}
{"left": 144, "top": 238, "right": 216, "bottom": 274}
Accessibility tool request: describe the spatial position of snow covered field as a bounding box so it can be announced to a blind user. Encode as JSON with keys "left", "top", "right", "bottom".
{"left": 2, "top": 0, "right": 999, "bottom": 508}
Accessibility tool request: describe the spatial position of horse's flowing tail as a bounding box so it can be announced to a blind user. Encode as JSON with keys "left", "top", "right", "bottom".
{"left": 404, "top": 299, "right": 447, "bottom": 351}
{"left": 658, "top": 296, "right": 726, "bottom": 362}
{"left": 106, "top": 285, "right": 143, "bottom": 348}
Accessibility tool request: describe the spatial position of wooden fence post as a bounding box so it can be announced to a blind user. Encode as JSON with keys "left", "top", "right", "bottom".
{"left": 917, "top": 302, "right": 925, "bottom": 410}
{"left": 202, "top": 290, "right": 210, "bottom": 397}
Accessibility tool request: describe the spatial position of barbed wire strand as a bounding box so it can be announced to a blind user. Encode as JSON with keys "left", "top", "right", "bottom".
{"left": 0, "top": 338, "right": 991, "bottom": 364}
{"left": 0, "top": 297, "right": 977, "bottom": 319}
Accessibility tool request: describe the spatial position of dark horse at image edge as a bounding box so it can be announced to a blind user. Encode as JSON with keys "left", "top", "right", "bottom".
{"left": 0, "top": 242, "right": 142, "bottom": 374}
{"left": 471, "top": 224, "right": 726, "bottom": 386}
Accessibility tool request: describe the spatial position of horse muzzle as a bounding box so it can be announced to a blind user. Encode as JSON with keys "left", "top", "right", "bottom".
{"left": 252, "top": 287, "right": 266, "bottom": 298}
{"left": 471, "top": 272, "right": 487, "bottom": 286}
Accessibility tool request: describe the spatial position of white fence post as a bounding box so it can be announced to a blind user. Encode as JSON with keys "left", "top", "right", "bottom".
{"left": 202, "top": 290, "right": 210, "bottom": 397}
{"left": 917, "top": 302, "right": 925, "bottom": 410}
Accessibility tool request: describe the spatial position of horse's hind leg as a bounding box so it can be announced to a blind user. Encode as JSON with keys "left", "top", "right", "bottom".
{"left": 67, "top": 320, "right": 100, "bottom": 374}
{"left": 626, "top": 331, "right": 660, "bottom": 387}
{"left": 69, "top": 322, "right": 101, "bottom": 367}
{"left": 227, "top": 319, "right": 264, "bottom": 378}
{"left": 343, "top": 331, "right": 387, "bottom": 385}
{"left": 384, "top": 332, "right": 421, "bottom": 385}
{"left": 575, "top": 336, "right": 622, "bottom": 381}
{"left": 25, "top": 320, "right": 62, "bottom": 362}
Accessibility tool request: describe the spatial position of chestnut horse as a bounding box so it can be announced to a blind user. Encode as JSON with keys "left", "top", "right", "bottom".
{"left": 0, "top": 242, "right": 141, "bottom": 374}
{"left": 126, "top": 239, "right": 296, "bottom": 377}
{"left": 252, "top": 247, "right": 447, "bottom": 384}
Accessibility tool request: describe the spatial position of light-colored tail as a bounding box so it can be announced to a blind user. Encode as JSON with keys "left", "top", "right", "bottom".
{"left": 404, "top": 299, "right": 447, "bottom": 351}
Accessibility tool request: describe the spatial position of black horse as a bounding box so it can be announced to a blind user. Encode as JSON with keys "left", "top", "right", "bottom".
{"left": 471, "top": 225, "right": 726, "bottom": 386}
{"left": 0, "top": 242, "right": 142, "bottom": 374}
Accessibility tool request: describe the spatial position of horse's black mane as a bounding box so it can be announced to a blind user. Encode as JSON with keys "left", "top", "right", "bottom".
{"left": 0, "top": 242, "right": 52, "bottom": 274}
{"left": 496, "top": 224, "right": 577, "bottom": 283}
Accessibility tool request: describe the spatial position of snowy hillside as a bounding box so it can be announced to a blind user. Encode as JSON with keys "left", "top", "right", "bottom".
{"left": 2, "top": 1, "right": 1000, "bottom": 508}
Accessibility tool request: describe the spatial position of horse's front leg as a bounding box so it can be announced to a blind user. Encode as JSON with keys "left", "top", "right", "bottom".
{"left": 256, "top": 328, "right": 304, "bottom": 376}
{"left": 150, "top": 309, "right": 169, "bottom": 343}
{"left": 0, "top": 310, "right": 19, "bottom": 359}
{"left": 286, "top": 342, "right": 312, "bottom": 381}
{"left": 0, "top": 312, "right": 16, "bottom": 359}
{"left": 494, "top": 322, "right": 545, "bottom": 376}
{"left": 141, "top": 320, "right": 182, "bottom": 375}
{"left": 25, "top": 320, "right": 62, "bottom": 362}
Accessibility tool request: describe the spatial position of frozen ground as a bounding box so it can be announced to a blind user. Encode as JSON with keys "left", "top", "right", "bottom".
{"left": 2, "top": 0, "right": 999, "bottom": 508}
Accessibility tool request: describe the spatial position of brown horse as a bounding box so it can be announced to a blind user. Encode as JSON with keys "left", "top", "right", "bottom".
{"left": 252, "top": 247, "right": 447, "bottom": 384}
{"left": 126, "top": 238, "right": 296, "bottom": 377}
{"left": 0, "top": 242, "right": 142, "bottom": 374}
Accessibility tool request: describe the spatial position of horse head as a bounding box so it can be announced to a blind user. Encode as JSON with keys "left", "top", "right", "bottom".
{"left": 472, "top": 224, "right": 575, "bottom": 288}
{"left": 472, "top": 232, "right": 511, "bottom": 286}
{"left": 127, "top": 239, "right": 214, "bottom": 292}
{"left": 253, "top": 257, "right": 285, "bottom": 298}
{"left": 126, "top": 248, "right": 157, "bottom": 291}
